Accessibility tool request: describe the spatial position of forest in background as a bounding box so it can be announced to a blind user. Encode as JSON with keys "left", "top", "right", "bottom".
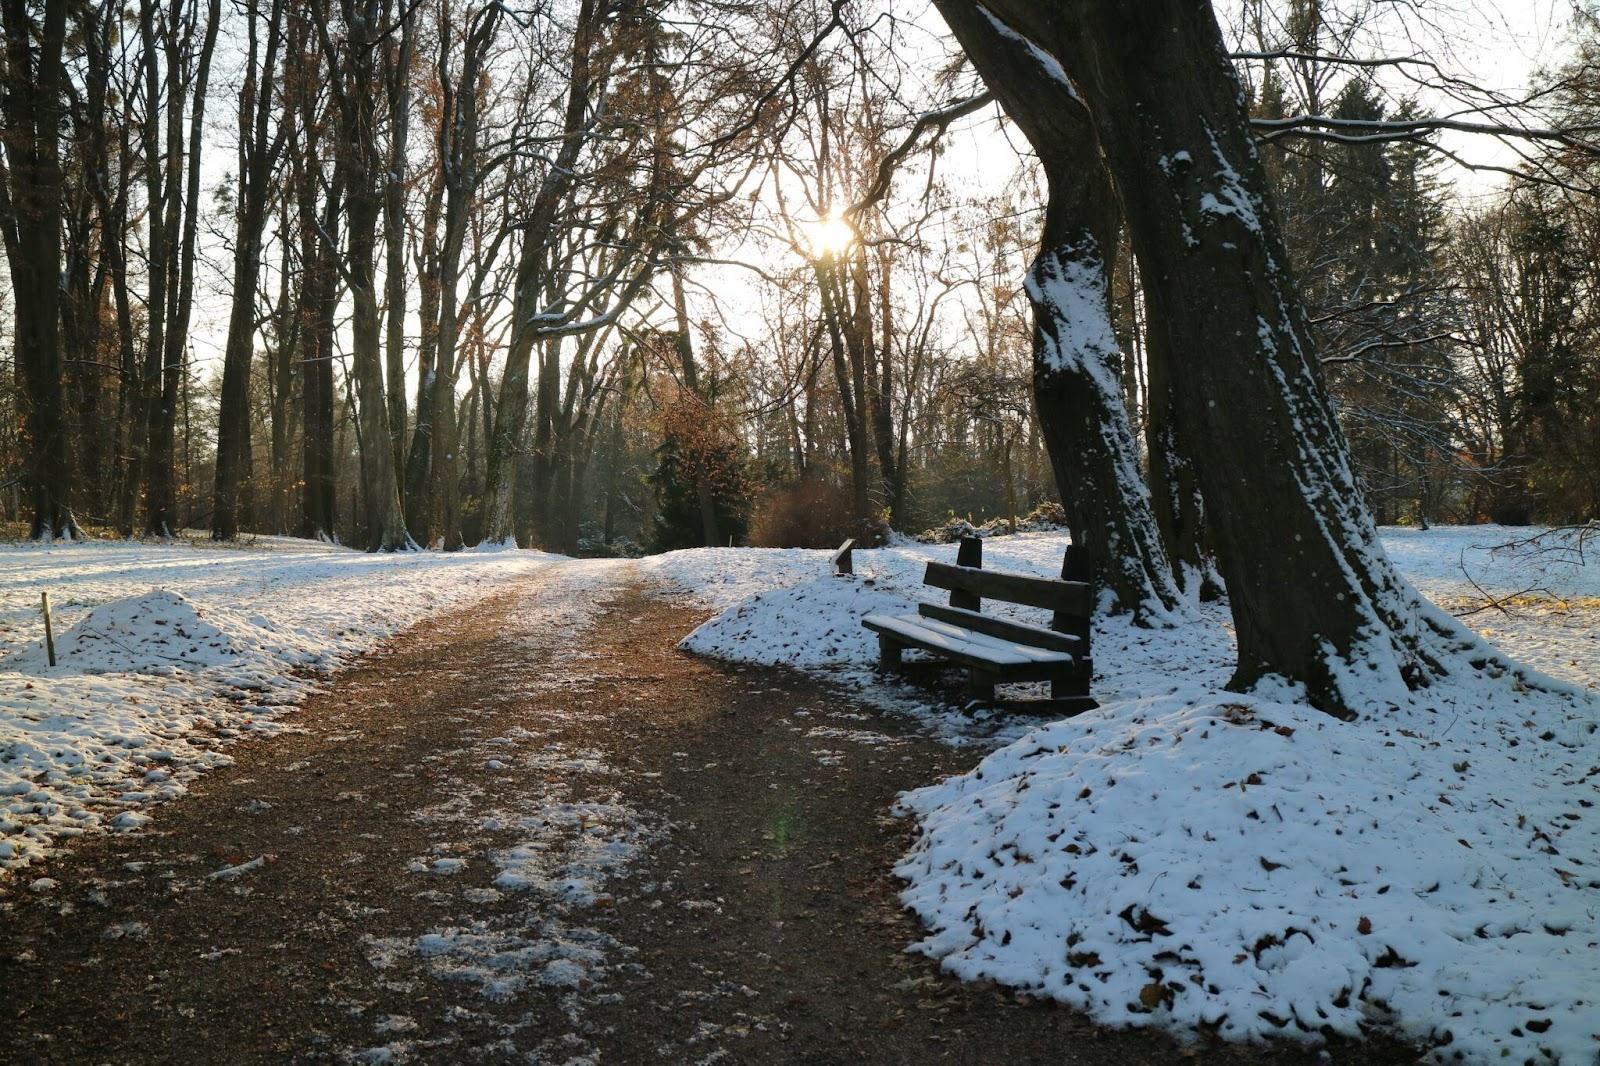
{"left": 3, "top": 0, "right": 1599, "bottom": 556}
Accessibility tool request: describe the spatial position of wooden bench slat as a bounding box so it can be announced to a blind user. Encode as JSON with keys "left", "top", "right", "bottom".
{"left": 910, "top": 615, "right": 1077, "bottom": 664}
{"left": 863, "top": 613, "right": 1077, "bottom": 670}
{"left": 923, "top": 561, "right": 1093, "bottom": 616}
{"left": 917, "top": 602, "right": 1083, "bottom": 653}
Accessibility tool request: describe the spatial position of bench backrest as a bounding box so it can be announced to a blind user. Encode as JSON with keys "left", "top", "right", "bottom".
{"left": 923, "top": 536, "right": 1092, "bottom": 638}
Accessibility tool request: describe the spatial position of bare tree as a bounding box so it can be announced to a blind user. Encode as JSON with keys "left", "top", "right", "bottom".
{"left": 0, "top": 0, "right": 79, "bottom": 538}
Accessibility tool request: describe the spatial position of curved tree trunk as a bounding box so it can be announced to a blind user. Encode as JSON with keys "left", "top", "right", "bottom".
{"left": 972, "top": 0, "right": 1507, "bottom": 715}
{"left": 936, "top": 0, "right": 1178, "bottom": 619}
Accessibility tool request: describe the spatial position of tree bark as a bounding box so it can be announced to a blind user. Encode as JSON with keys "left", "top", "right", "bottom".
{"left": 143, "top": 0, "right": 218, "bottom": 537}
{"left": 404, "top": 173, "right": 443, "bottom": 535}
{"left": 936, "top": 0, "right": 1178, "bottom": 618}
{"left": 323, "top": 0, "right": 410, "bottom": 551}
{"left": 383, "top": 17, "right": 414, "bottom": 484}
{"left": 212, "top": 0, "right": 285, "bottom": 540}
{"left": 974, "top": 0, "right": 1489, "bottom": 714}
{"left": 0, "top": 0, "right": 79, "bottom": 539}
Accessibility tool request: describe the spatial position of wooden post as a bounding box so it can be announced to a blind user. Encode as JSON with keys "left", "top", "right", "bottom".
{"left": 833, "top": 537, "right": 856, "bottom": 576}
{"left": 41, "top": 592, "right": 56, "bottom": 667}
{"left": 878, "top": 634, "right": 903, "bottom": 667}
{"left": 1062, "top": 544, "right": 1090, "bottom": 583}
{"left": 951, "top": 535, "right": 983, "bottom": 610}
{"left": 1055, "top": 546, "right": 1091, "bottom": 638}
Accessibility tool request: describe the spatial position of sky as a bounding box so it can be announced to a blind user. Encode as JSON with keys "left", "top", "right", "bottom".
{"left": 8, "top": 0, "right": 1582, "bottom": 401}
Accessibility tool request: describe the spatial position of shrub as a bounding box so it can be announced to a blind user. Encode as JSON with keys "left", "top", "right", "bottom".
{"left": 749, "top": 479, "right": 884, "bottom": 548}
{"left": 914, "top": 501, "right": 1070, "bottom": 544}
{"left": 650, "top": 395, "right": 752, "bottom": 551}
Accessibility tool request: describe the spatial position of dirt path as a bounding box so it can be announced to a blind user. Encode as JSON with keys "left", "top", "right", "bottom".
{"left": 0, "top": 563, "right": 1411, "bottom": 1064}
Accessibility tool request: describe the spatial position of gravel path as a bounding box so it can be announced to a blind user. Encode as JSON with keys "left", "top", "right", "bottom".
{"left": 0, "top": 562, "right": 1414, "bottom": 1064}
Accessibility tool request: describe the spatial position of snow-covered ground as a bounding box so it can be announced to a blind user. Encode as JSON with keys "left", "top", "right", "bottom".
{"left": 649, "top": 526, "right": 1600, "bottom": 1062}
{"left": 1, "top": 536, "right": 556, "bottom": 873}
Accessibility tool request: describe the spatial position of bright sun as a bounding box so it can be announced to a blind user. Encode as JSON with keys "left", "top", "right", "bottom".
{"left": 803, "top": 210, "right": 856, "bottom": 257}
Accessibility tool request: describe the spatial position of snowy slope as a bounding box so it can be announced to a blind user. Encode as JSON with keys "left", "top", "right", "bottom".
{"left": 1, "top": 538, "right": 557, "bottom": 873}
{"left": 648, "top": 526, "right": 1600, "bottom": 1062}
{"left": 647, "top": 526, "right": 1597, "bottom": 695}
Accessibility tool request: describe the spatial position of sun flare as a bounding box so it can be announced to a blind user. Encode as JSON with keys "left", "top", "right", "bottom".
{"left": 803, "top": 210, "right": 856, "bottom": 257}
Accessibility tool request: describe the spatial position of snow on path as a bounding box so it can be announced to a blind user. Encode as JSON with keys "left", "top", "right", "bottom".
{"left": 644, "top": 527, "right": 1600, "bottom": 1062}
{"left": 1, "top": 537, "right": 559, "bottom": 873}
{"left": 356, "top": 559, "right": 661, "bottom": 1065}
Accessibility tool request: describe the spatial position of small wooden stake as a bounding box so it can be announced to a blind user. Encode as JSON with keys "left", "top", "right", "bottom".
{"left": 41, "top": 591, "right": 56, "bottom": 667}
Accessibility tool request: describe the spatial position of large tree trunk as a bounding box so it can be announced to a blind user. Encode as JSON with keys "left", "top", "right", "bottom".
{"left": 866, "top": 246, "right": 903, "bottom": 526}
{"left": 345, "top": 187, "right": 410, "bottom": 550}
{"left": 301, "top": 167, "right": 341, "bottom": 542}
{"left": 481, "top": 249, "right": 540, "bottom": 546}
{"left": 143, "top": 0, "right": 217, "bottom": 537}
{"left": 269, "top": 192, "right": 297, "bottom": 532}
{"left": 1145, "top": 324, "right": 1218, "bottom": 596}
{"left": 212, "top": 0, "right": 285, "bottom": 540}
{"left": 936, "top": 0, "right": 1178, "bottom": 618}
{"left": 383, "top": 19, "right": 414, "bottom": 484}
{"left": 403, "top": 174, "right": 443, "bottom": 536}
{"left": 670, "top": 261, "right": 721, "bottom": 548}
{"left": 815, "top": 258, "right": 873, "bottom": 520}
{"left": 0, "top": 0, "right": 78, "bottom": 539}
{"left": 973, "top": 0, "right": 1491, "bottom": 715}
{"left": 330, "top": 5, "right": 411, "bottom": 552}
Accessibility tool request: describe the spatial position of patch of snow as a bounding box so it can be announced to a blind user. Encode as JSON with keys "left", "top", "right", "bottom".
{"left": 0, "top": 538, "right": 559, "bottom": 872}
{"left": 646, "top": 527, "right": 1600, "bottom": 1058}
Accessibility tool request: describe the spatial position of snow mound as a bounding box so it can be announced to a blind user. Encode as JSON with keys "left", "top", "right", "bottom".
{"left": 680, "top": 577, "right": 916, "bottom": 669}
{"left": 39, "top": 589, "right": 312, "bottom": 679}
{"left": 896, "top": 684, "right": 1600, "bottom": 1062}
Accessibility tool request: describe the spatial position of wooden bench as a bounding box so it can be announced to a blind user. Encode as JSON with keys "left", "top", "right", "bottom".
{"left": 862, "top": 536, "right": 1095, "bottom": 712}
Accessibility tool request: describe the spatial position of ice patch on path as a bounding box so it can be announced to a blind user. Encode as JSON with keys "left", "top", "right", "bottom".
{"left": 896, "top": 683, "right": 1600, "bottom": 1063}
{"left": 369, "top": 920, "right": 617, "bottom": 1002}
{"left": 492, "top": 796, "right": 651, "bottom": 905}
{"left": 370, "top": 560, "right": 657, "bottom": 1050}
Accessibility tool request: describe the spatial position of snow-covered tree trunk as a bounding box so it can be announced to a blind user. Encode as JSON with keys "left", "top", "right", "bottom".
{"left": 935, "top": 0, "right": 1178, "bottom": 619}
{"left": 973, "top": 0, "right": 1501, "bottom": 716}
{"left": 1145, "top": 322, "right": 1219, "bottom": 597}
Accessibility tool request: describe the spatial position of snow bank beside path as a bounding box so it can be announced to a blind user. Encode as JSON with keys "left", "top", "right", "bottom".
{"left": 898, "top": 680, "right": 1598, "bottom": 1062}
{"left": 1, "top": 538, "right": 555, "bottom": 872}
{"left": 641, "top": 533, "right": 1082, "bottom": 671}
{"left": 646, "top": 527, "right": 1600, "bottom": 1060}
{"left": 645, "top": 526, "right": 1598, "bottom": 694}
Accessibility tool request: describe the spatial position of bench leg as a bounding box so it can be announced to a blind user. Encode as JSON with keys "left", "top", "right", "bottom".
{"left": 967, "top": 669, "right": 996, "bottom": 702}
{"left": 878, "top": 635, "right": 904, "bottom": 669}
{"left": 1051, "top": 672, "right": 1089, "bottom": 700}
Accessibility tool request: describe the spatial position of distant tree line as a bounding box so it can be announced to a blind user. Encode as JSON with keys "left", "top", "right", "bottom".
{"left": 1, "top": 0, "right": 1596, "bottom": 564}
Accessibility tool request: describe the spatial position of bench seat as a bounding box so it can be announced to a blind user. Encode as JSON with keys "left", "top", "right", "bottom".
{"left": 863, "top": 612, "right": 1078, "bottom": 669}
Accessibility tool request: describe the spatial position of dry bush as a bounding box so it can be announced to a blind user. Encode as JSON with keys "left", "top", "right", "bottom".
{"left": 749, "top": 479, "right": 877, "bottom": 548}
